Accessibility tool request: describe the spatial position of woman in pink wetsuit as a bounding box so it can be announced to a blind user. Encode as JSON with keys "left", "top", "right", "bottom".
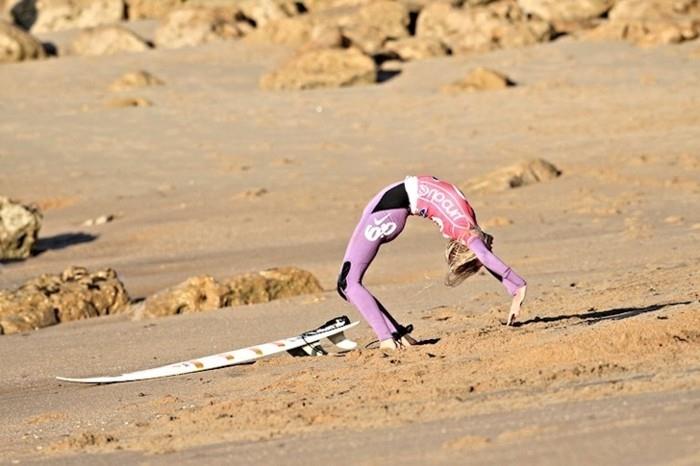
{"left": 337, "top": 176, "right": 527, "bottom": 349}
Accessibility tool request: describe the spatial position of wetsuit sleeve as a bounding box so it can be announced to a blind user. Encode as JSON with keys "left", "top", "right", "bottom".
{"left": 467, "top": 236, "right": 526, "bottom": 296}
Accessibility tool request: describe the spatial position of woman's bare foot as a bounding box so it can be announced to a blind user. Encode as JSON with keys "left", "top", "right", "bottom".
{"left": 507, "top": 285, "right": 527, "bottom": 326}
{"left": 379, "top": 338, "right": 403, "bottom": 350}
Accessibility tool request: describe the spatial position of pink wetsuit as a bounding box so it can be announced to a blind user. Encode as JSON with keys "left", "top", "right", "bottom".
{"left": 337, "top": 176, "right": 526, "bottom": 340}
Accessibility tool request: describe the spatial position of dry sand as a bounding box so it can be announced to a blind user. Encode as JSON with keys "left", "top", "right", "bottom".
{"left": 1, "top": 35, "right": 699, "bottom": 465}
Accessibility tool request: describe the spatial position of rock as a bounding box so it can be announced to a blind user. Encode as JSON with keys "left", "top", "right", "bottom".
{"left": 0, "top": 19, "right": 46, "bottom": 63}
{"left": 238, "top": 0, "right": 300, "bottom": 27}
{"left": 0, "top": 197, "right": 41, "bottom": 260}
{"left": 140, "top": 275, "right": 231, "bottom": 318}
{"left": 416, "top": 1, "right": 553, "bottom": 55}
{"left": 7, "top": 0, "right": 124, "bottom": 33}
{"left": 340, "top": 0, "right": 410, "bottom": 55}
{"left": 244, "top": 15, "right": 314, "bottom": 47}
{"left": 68, "top": 25, "right": 150, "bottom": 56}
{"left": 140, "top": 267, "right": 323, "bottom": 318}
{"left": 384, "top": 36, "right": 448, "bottom": 61}
{"left": 464, "top": 159, "right": 562, "bottom": 192}
{"left": 125, "top": 0, "right": 184, "bottom": 19}
{"left": 82, "top": 214, "right": 114, "bottom": 226}
{"left": 0, "top": 266, "right": 130, "bottom": 335}
{"left": 105, "top": 96, "right": 152, "bottom": 107}
{"left": 109, "top": 70, "right": 164, "bottom": 91}
{"left": 588, "top": 0, "right": 700, "bottom": 45}
{"left": 299, "top": 22, "right": 345, "bottom": 51}
{"left": 225, "top": 267, "right": 323, "bottom": 305}
{"left": 154, "top": 6, "right": 246, "bottom": 49}
{"left": 516, "top": 0, "right": 613, "bottom": 23}
{"left": 303, "top": 0, "right": 371, "bottom": 11}
{"left": 442, "top": 67, "right": 515, "bottom": 93}
{"left": 260, "top": 47, "right": 376, "bottom": 90}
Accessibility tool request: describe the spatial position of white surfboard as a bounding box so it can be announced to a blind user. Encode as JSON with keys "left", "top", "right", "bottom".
{"left": 56, "top": 316, "right": 359, "bottom": 384}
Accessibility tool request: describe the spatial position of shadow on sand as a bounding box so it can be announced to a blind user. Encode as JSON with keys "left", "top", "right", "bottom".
{"left": 513, "top": 300, "right": 693, "bottom": 328}
{"left": 33, "top": 232, "right": 98, "bottom": 255}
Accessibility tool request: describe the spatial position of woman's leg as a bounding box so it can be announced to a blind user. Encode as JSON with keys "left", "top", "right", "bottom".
{"left": 337, "top": 208, "right": 408, "bottom": 341}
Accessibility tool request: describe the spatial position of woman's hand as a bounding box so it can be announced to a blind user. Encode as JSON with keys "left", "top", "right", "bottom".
{"left": 508, "top": 285, "right": 527, "bottom": 325}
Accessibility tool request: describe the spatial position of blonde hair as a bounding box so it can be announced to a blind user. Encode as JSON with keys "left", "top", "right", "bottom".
{"left": 444, "top": 228, "right": 493, "bottom": 287}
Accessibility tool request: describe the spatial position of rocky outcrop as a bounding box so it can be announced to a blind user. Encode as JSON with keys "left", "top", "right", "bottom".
{"left": 588, "top": 0, "right": 700, "bottom": 45}
{"left": 0, "top": 197, "right": 42, "bottom": 260}
{"left": 464, "top": 159, "right": 561, "bottom": 192}
{"left": 125, "top": 0, "right": 184, "bottom": 19}
{"left": 442, "top": 67, "right": 515, "bottom": 93}
{"left": 244, "top": 15, "right": 314, "bottom": 46}
{"left": 68, "top": 25, "right": 150, "bottom": 56}
{"left": 125, "top": 0, "right": 301, "bottom": 22}
{"left": 7, "top": 0, "right": 124, "bottom": 33}
{"left": 154, "top": 6, "right": 248, "bottom": 48}
{"left": 109, "top": 70, "right": 164, "bottom": 91}
{"left": 416, "top": 1, "right": 553, "bottom": 54}
{"left": 339, "top": 0, "right": 410, "bottom": 55}
{"left": 384, "top": 36, "right": 448, "bottom": 60}
{"left": 139, "top": 267, "right": 323, "bottom": 318}
{"left": 0, "top": 19, "right": 46, "bottom": 63}
{"left": 139, "top": 275, "right": 231, "bottom": 318}
{"left": 239, "top": 0, "right": 300, "bottom": 27}
{"left": 0, "top": 266, "right": 130, "bottom": 335}
{"left": 260, "top": 47, "right": 376, "bottom": 90}
{"left": 516, "top": 0, "right": 613, "bottom": 23}
{"left": 225, "top": 267, "right": 323, "bottom": 306}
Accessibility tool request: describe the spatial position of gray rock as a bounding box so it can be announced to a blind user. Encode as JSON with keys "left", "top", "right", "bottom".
{"left": 0, "top": 196, "right": 42, "bottom": 260}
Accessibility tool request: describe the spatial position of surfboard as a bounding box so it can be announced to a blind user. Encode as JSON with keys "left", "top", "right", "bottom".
{"left": 56, "top": 316, "right": 359, "bottom": 384}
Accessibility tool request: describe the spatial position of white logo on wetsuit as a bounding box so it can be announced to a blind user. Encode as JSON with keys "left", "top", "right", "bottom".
{"left": 418, "top": 185, "right": 466, "bottom": 222}
{"left": 364, "top": 213, "right": 397, "bottom": 241}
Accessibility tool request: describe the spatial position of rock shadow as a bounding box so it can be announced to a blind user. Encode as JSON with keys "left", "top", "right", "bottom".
{"left": 32, "top": 232, "right": 98, "bottom": 255}
{"left": 513, "top": 300, "right": 693, "bottom": 327}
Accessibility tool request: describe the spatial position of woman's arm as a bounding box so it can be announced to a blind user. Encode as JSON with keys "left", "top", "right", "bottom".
{"left": 467, "top": 236, "right": 527, "bottom": 325}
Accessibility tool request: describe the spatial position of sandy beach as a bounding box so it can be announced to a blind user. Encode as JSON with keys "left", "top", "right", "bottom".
{"left": 1, "top": 4, "right": 700, "bottom": 464}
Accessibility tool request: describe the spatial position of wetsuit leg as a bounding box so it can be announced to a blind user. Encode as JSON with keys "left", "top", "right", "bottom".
{"left": 338, "top": 204, "right": 408, "bottom": 341}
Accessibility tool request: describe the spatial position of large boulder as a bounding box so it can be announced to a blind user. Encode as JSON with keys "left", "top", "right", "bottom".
{"left": 588, "top": 0, "right": 700, "bottom": 45}
{"left": 463, "top": 159, "right": 561, "bottom": 192}
{"left": 260, "top": 47, "right": 376, "bottom": 90}
{"left": 225, "top": 267, "right": 323, "bottom": 305}
{"left": 0, "top": 266, "right": 130, "bottom": 335}
{"left": 154, "top": 6, "right": 247, "bottom": 48}
{"left": 139, "top": 267, "right": 323, "bottom": 318}
{"left": 0, "top": 196, "right": 41, "bottom": 260}
{"left": 442, "top": 66, "right": 515, "bottom": 93}
{"left": 244, "top": 14, "right": 314, "bottom": 46}
{"left": 238, "top": 0, "right": 300, "bottom": 27}
{"left": 339, "top": 0, "right": 410, "bottom": 55}
{"left": 6, "top": 0, "right": 124, "bottom": 33}
{"left": 416, "top": 0, "right": 553, "bottom": 54}
{"left": 140, "top": 275, "right": 231, "bottom": 318}
{"left": 0, "top": 19, "right": 46, "bottom": 63}
{"left": 68, "top": 25, "right": 150, "bottom": 56}
{"left": 516, "top": 0, "right": 613, "bottom": 23}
